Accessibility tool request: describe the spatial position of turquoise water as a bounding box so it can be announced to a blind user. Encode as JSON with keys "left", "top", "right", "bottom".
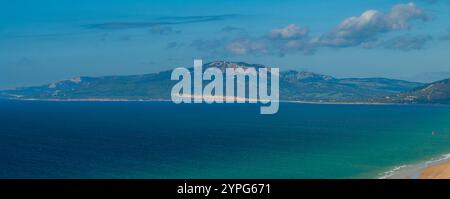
{"left": 1, "top": 100, "right": 450, "bottom": 179}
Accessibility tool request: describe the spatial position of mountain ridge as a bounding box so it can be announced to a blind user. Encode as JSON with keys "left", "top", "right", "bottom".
{"left": 379, "top": 78, "right": 450, "bottom": 104}
{"left": 0, "top": 61, "right": 427, "bottom": 102}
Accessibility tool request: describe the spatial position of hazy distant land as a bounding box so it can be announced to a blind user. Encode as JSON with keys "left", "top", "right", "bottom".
{"left": 2, "top": 61, "right": 448, "bottom": 105}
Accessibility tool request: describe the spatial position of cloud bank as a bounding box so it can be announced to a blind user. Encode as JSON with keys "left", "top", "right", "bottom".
{"left": 191, "top": 3, "right": 436, "bottom": 56}
{"left": 381, "top": 35, "right": 433, "bottom": 51}
{"left": 316, "top": 3, "right": 429, "bottom": 48}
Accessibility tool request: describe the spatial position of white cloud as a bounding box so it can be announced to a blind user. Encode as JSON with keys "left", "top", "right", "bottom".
{"left": 191, "top": 3, "right": 434, "bottom": 56}
{"left": 317, "top": 3, "right": 428, "bottom": 47}
{"left": 225, "top": 38, "right": 268, "bottom": 55}
{"left": 269, "top": 24, "right": 309, "bottom": 40}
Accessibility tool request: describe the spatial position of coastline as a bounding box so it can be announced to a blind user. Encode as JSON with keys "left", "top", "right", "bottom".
{"left": 381, "top": 154, "right": 450, "bottom": 179}
{"left": 1, "top": 97, "right": 399, "bottom": 105}
{"left": 2, "top": 98, "right": 173, "bottom": 102}
{"left": 5, "top": 97, "right": 450, "bottom": 107}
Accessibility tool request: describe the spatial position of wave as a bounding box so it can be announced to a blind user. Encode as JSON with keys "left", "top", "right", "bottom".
{"left": 378, "top": 153, "right": 450, "bottom": 179}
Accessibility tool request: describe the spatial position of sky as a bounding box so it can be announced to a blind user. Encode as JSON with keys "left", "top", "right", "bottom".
{"left": 0, "top": 0, "right": 449, "bottom": 89}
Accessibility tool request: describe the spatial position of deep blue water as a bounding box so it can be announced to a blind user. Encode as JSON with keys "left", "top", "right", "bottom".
{"left": 1, "top": 100, "right": 450, "bottom": 179}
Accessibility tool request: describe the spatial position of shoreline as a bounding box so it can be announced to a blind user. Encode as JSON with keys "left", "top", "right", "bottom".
{"left": 381, "top": 153, "right": 450, "bottom": 179}
{"left": 4, "top": 97, "right": 450, "bottom": 107}
{"left": 0, "top": 97, "right": 422, "bottom": 106}
{"left": 1, "top": 98, "right": 174, "bottom": 102}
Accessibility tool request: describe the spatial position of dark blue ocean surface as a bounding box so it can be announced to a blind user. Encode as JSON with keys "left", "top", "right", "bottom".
{"left": 1, "top": 100, "right": 450, "bottom": 178}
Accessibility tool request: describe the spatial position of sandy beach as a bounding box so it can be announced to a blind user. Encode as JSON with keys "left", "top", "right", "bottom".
{"left": 419, "top": 161, "right": 450, "bottom": 179}
{"left": 8, "top": 96, "right": 396, "bottom": 105}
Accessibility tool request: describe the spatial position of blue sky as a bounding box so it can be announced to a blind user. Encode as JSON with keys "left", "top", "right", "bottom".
{"left": 0, "top": 0, "right": 449, "bottom": 89}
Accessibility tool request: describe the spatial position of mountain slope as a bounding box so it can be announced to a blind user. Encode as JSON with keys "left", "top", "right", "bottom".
{"left": 279, "top": 71, "right": 421, "bottom": 101}
{"left": 0, "top": 61, "right": 423, "bottom": 102}
{"left": 382, "top": 78, "right": 450, "bottom": 104}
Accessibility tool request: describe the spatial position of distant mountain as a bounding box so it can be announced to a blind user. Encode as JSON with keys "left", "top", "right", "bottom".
{"left": 380, "top": 78, "right": 450, "bottom": 104}
{"left": 279, "top": 71, "right": 422, "bottom": 101}
{"left": 0, "top": 61, "right": 423, "bottom": 102}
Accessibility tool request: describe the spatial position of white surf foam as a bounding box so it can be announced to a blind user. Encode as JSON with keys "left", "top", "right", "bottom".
{"left": 378, "top": 153, "right": 450, "bottom": 179}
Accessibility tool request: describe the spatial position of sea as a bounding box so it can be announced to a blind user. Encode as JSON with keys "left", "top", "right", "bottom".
{"left": 1, "top": 100, "right": 450, "bottom": 179}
